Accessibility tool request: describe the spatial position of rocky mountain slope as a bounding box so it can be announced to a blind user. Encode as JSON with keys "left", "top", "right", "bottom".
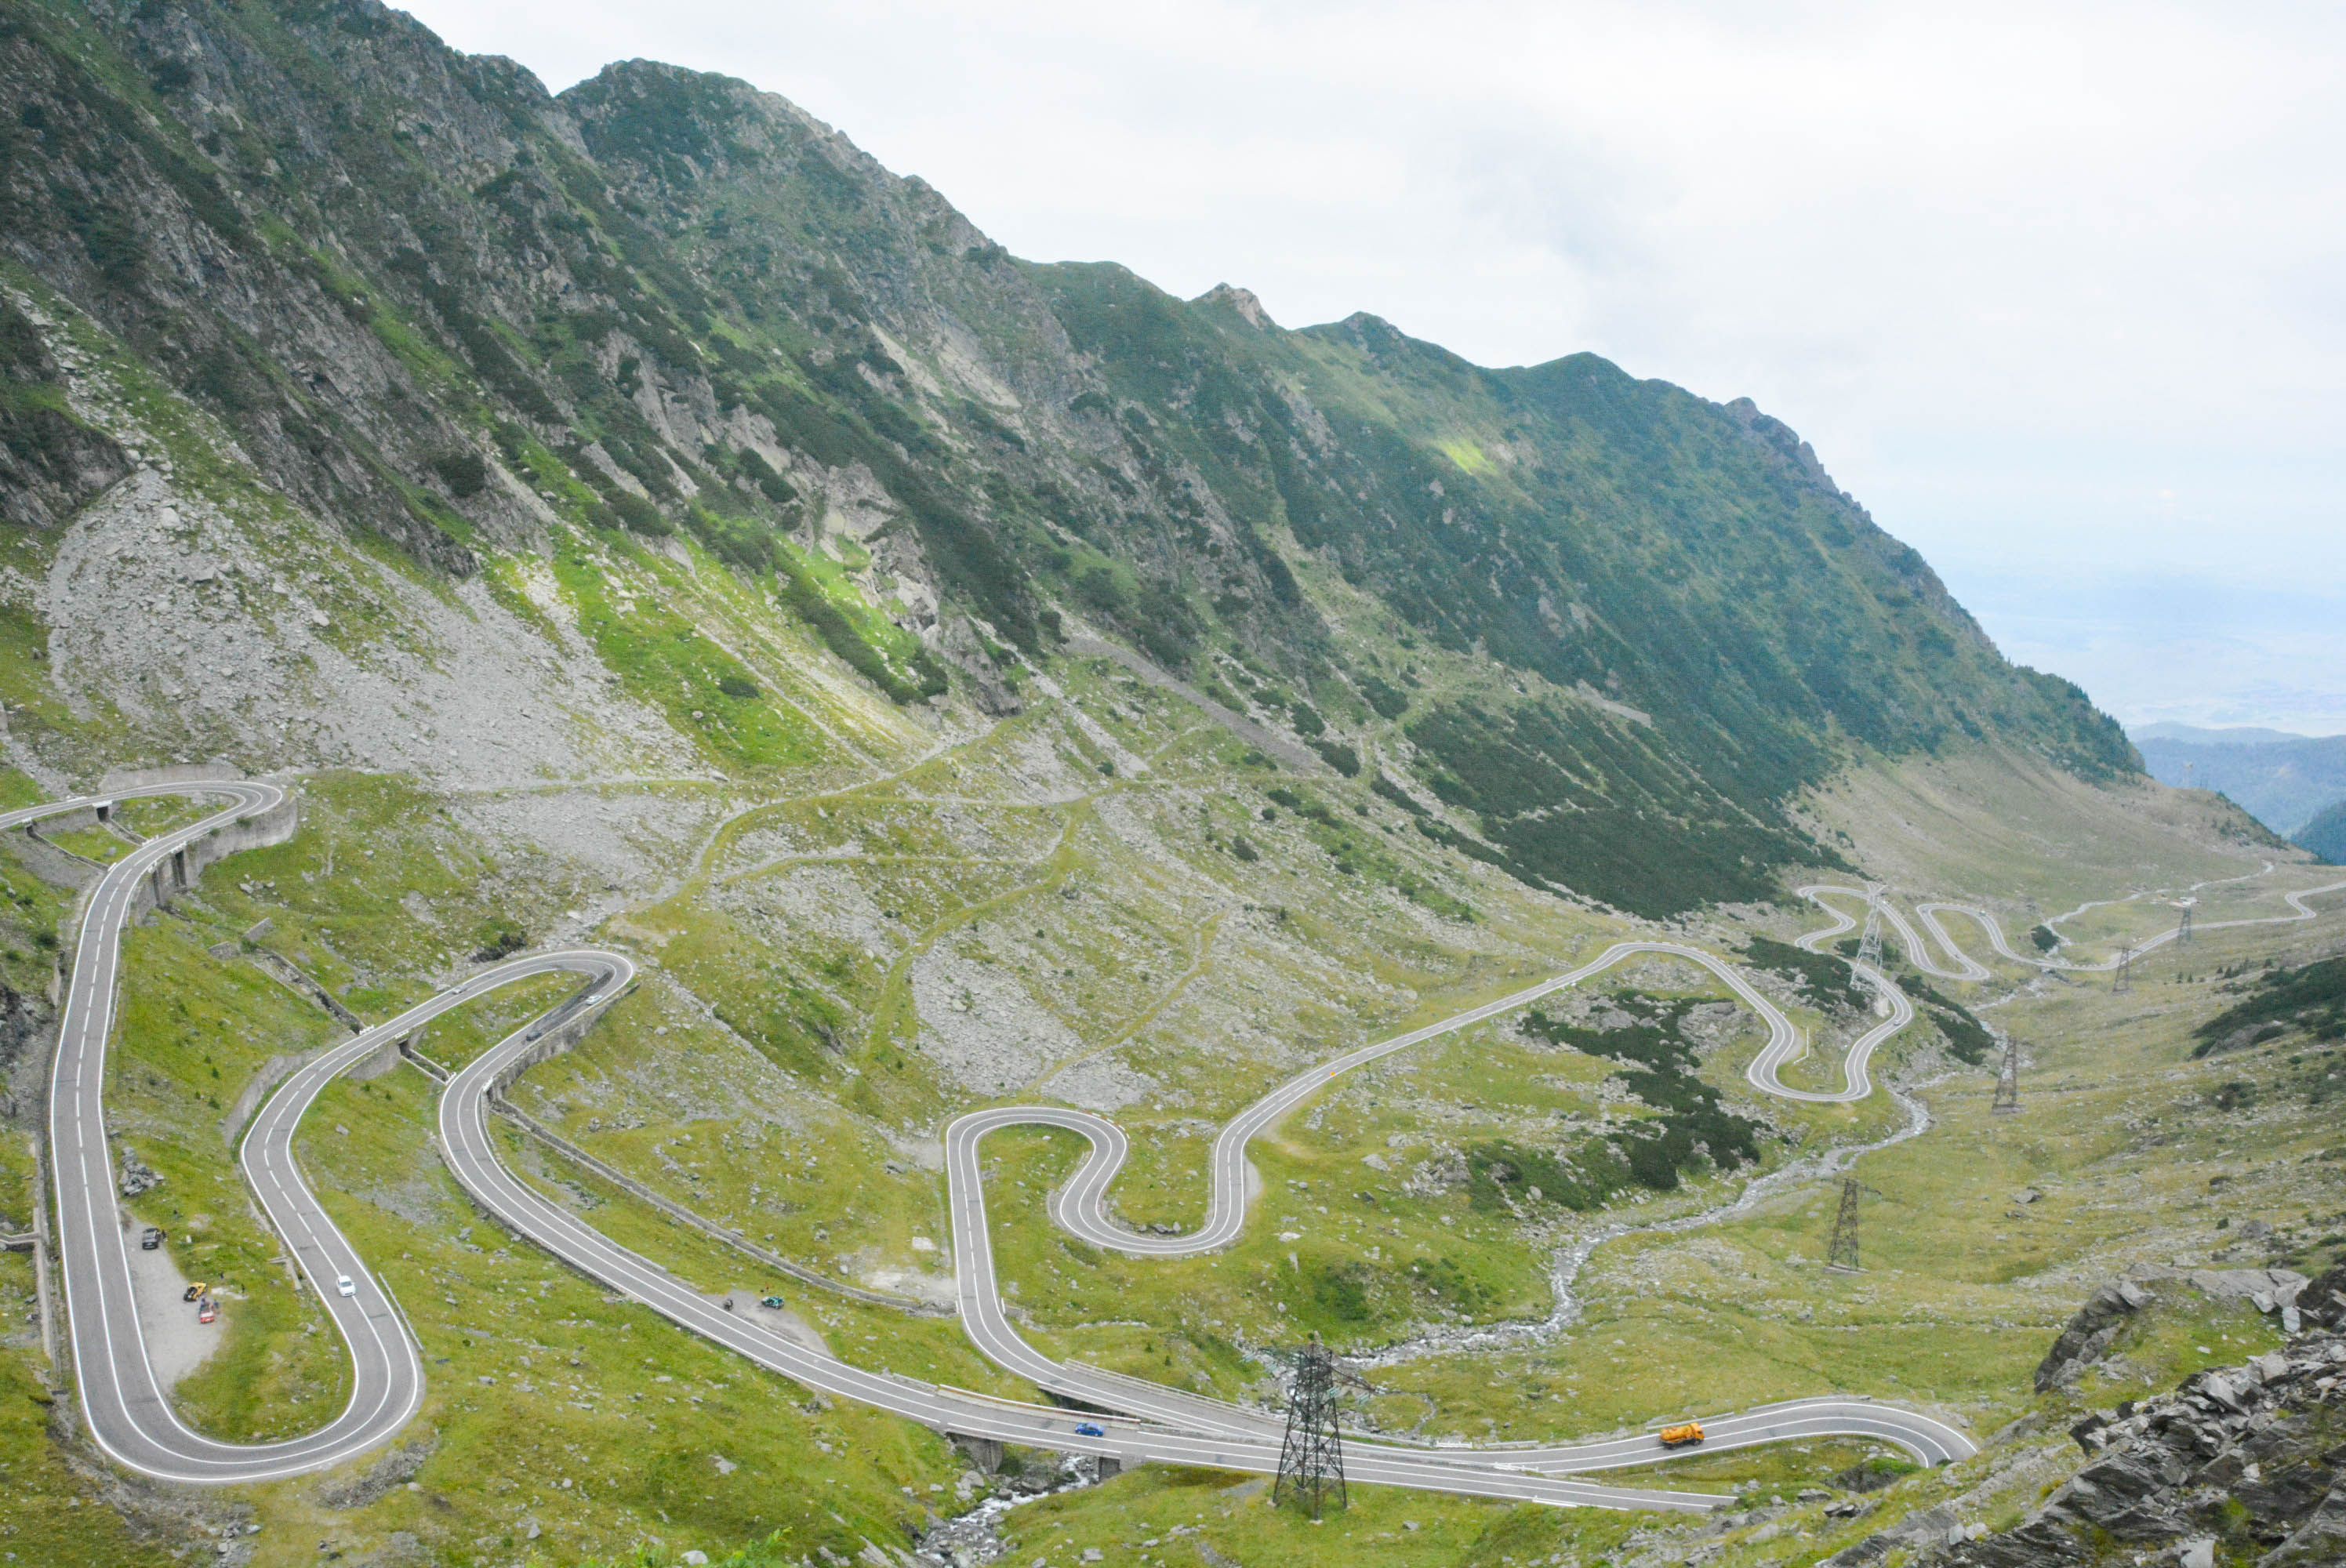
{"left": 0, "top": 0, "right": 2134, "bottom": 917}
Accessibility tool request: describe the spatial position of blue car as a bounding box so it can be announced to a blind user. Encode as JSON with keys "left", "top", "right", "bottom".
{"left": 1073, "top": 1421, "right": 1106, "bottom": 1438}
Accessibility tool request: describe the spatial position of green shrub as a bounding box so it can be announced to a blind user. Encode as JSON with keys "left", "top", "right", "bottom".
{"left": 1360, "top": 673, "right": 1411, "bottom": 719}
{"left": 605, "top": 491, "right": 672, "bottom": 536}
{"left": 430, "top": 448, "right": 488, "bottom": 497}
{"left": 1311, "top": 739, "right": 1361, "bottom": 777}
{"left": 2194, "top": 956, "right": 2346, "bottom": 1054}
{"left": 775, "top": 550, "right": 947, "bottom": 705}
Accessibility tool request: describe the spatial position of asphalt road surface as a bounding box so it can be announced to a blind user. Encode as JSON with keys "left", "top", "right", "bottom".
{"left": 27, "top": 780, "right": 434, "bottom": 1484}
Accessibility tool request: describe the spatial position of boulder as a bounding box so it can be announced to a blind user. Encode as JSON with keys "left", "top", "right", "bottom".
{"left": 2292, "top": 1263, "right": 2346, "bottom": 1331}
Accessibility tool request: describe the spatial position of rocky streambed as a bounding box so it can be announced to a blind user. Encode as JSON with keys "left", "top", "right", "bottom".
{"left": 1353, "top": 1078, "right": 1937, "bottom": 1374}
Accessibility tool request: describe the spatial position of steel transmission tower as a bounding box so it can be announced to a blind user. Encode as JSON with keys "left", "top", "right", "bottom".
{"left": 2113, "top": 941, "right": 2135, "bottom": 994}
{"left": 1856, "top": 884, "right": 1886, "bottom": 968}
{"left": 1992, "top": 1031, "right": 2021, "bottom": 1114}
{"left": 1273, "top": 1337, "right": 1352, "bottom": 1518}
{"left": 2176, "top": 898, "right": 2195, "bottom": 946}
{"left": 1825, "top": 1177, "right": 1874, "bottom": 1272}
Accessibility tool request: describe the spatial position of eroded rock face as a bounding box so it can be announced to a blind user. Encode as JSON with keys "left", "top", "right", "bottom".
{"left": 2034, "top": 1266, "right": 2311, "bottom": 1391}
{"left": 1946, "top": 1317, "right": 2346, "bottom": 1567}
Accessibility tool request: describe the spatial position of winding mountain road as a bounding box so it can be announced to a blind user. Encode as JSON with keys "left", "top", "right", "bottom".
{"left": 1800, "top": 879, "right": 2346, "bottom": 982}
{"left": 81, "top": 780, "right": 2340, "bottom": 1498}
{"left": 27, "top": 780, "right": 433, "bottom": 1484}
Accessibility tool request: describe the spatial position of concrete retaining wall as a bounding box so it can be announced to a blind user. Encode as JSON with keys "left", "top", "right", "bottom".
{"left": 244, "top": 946, "right": 366, "bottom": 1034}
{"left": 12, "top": 823, "right": 102, "bottom": 888}
{"left": 120, "top": 791, "right": 298, "bottom": 928}
{"left": 483, "top": 991, "right": 623, "bottom": 1098}
{"left": 99, "top": 760, "right": 241, "bottom": 792}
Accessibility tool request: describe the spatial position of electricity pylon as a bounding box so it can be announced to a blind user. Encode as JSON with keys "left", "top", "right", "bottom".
{"left": 1992, "top": 1031, "right": 2021, "bottom": 1114}
{"left": 2175, "top": 898, "right": 2195, "bottom": 946}
{"left": 1856, "top": 884, "right": 1886, "bottom": 969}
{"left": 1825, "top": 1177, "right": 1876, "bottom": 1272}
{"left": 1274, "top": 1336, "right": 1364, "bottom": 1518}
{"left": 2113, "top": 941, "right": 2134, "bottom": 994}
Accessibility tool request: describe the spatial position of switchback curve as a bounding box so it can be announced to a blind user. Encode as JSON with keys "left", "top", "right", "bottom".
{"left": 39, "top": 783, "right": 2012, "bottom": 1501}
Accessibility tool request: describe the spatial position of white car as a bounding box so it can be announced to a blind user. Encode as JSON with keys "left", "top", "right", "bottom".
{"left": 336, "top": 1274, "right": 357, "bottom": 1298}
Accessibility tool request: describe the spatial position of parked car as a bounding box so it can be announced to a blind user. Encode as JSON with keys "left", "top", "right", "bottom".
{"left": 181, "top": 1282, "right": 206, "bottom": 1303}
{"left": 335, "top": 1274, "right": 357, "bottom": 1298}
{"left": 140, "top": 1227, "right": 163, "bottom": 1250}
{"left": 1073, "top": 1422, "right": 1106, "bottom": 1438}
{"left": 760, "top": 1295, "right": 786, "bottom": 1309}
{"left": 198, "top": 1298, "right": 216, "bottom": 1324}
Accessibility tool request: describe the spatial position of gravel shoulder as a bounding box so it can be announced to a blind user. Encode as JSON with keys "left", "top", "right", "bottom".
{"left": 125, "top": 1237, "right": 221, "bottom": 1392}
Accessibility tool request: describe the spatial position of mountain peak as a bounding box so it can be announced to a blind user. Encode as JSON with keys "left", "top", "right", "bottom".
{"left": 1194, "top": 283, "right": 1275, "bottom": 330}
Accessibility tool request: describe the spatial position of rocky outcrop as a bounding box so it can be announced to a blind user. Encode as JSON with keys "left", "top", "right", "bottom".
{"left": 0, "top": 981, "right": 53, "bottom": 1120}
{"left": 2296, "top": 1262, "right": 2346, "bottom": 1332}
{"left": 2036, "top": 1267, "right": 2311, "bottom": 1390}
{"left": 118, "top": 1144, "right": 161, "bottom": 1197}
{"left": 1946, "top": 1323, "right": 2346, "bottom": 1567}
{"left": 0, "top": 296, "right": 129, "bottom": 530}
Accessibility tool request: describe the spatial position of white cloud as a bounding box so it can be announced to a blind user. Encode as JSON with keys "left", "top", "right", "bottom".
{"left": 403, "top": 0, "right": 2344, "bottom": 727}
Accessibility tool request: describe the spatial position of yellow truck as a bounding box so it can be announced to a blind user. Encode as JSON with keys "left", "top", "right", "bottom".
{"left": 1658, "top": 1421, "right": 1706, "bottom": 1447}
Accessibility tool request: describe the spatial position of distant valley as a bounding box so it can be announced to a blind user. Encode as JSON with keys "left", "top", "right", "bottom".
{"left": 2133, "top": 722, "right": 2346, "bottom": 851}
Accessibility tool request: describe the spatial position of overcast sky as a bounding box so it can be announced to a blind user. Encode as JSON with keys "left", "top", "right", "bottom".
{"left": 403, "top": 1, "right": 2345, "bottom": 734}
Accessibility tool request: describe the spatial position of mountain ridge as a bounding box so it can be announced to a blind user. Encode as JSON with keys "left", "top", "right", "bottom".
{"left": 1, "top": 0, "right": 2134, "bottom": 916}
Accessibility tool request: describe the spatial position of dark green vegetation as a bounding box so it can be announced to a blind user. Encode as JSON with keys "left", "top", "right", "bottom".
{"left": 1406, "top": 694, "right": 1832, "bottom": 914}
{"left": 2194, "top": 956, "right": 2346, "bottom": 1056}
{"left": 1903, "top": 974, "right": 1999, "bottom": 1065}
{"left": 0, "top": 0, "right": 2136, "bottom": 913}
{"left": 1744, "top": 933, "right": 1868, "bottom": 1013}
{"left": 1502, "top": 997, "right": 1770, "bottom": 1198}
{"left": 2296, "top": 799, "right": 2346, "bottom": 865}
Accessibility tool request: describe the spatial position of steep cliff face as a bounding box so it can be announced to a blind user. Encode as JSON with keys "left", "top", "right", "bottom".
{"left": 0, "top": 0, "right": 2137, "bottom": 914}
